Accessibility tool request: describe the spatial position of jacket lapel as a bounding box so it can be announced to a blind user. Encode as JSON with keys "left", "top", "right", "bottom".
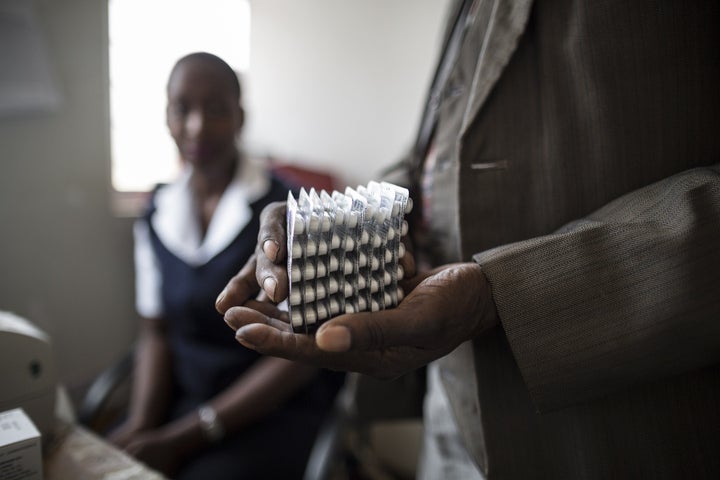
{"left": 438, "top": 0, "right": 535, "bottom": 473}
{"left": 459, "top": 0, "right": 534, "bottom": 138}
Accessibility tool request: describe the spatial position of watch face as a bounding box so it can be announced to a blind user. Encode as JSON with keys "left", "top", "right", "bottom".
{"left": 198, "top": 405, "right": 225, "bottom": 442}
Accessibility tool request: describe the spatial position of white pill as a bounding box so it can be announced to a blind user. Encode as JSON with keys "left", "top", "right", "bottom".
{"left": 357, "top": 275, "right": 366, "bottom": 290}
{"left": 328, "top": 277, "right": 339, "bottom": 294}
{"left": 329, "top": 297, "right": 341, "bottom": 315}
{"left": 344, "top": 282, "right": 353, "bottom": 297}
{"left": 306, "top": 239, "right": 317, "bottom": 256}
{"left": 346, "top": 212, "right": 358, "bottom": 228}
{"left": 289, "top": 288, "right": 302, "bottom": 306}
{"left": 397, "top": 264, "right": 404, "bottom": 279}
{"left": 357, "top": 297, "right": 367, "bottom": 311}
{"left": 334, "top": 210, "right": 345, "bottom": 225}
{"left": 369, "top": 278, "right": 379, "bottom": 293}
{"left": 291, "top": 309, "right": 304, "bottom": 327}
{"left": 405, "top": 198, "right": 413, "bottom": 214}
{"left": 401, "top": 221, "right": 409, "bottom": 236}
{"left": 303, "top": 263, "right": 315, "bottom": 278}
{"left": 344, "top": 258, "right": 354, "bottom": 275}
{"left": 321, "top": 213, "right": 332, "bottom": 232}
{"left": 308, "top": 215, "right": 320, "bottom": 233}
{"left": 371, "top": 299, "right": 380, "bottom": 312}
{"left": 370, "top": 257, "right": 380, "bottom": 271}
{"left": 304, "top": 288, "right": 316, "bottom": 303}
{"left": 360, "top": 230, "right": 369, "bottom": 245}
{"left": 344, "top": 236, "right": 355, "bottom": 250}
{"left": 398, "top": 243, "right": 406, "bottom": 258}
{"left": 358, "top": 252, "right": 368, "bottom": 267}
{"left": 305, "top": 308, "right": 317, "bottom": 325}
{"left": 383, "top": 271, "right": 391, "bottom": 284}
{"left": 292, "top": 241, "right": 303, "bottom": 259}
{"left": 345, "top": 303, "right": 356, "bottom": 314}
{"left": 316, "top": 262, "right": 327, "bottom": 278}
{"left": 387, "top": 227, "right": 396, "bottom": 241}
{"left": 384, "top": 292, "right": 393, "bottom": 306}
{"left": 376, "top": 208, "right": 389, "bottom": 223}
{"left": 328, "top": 255, "right": 339, "bottom": 272}
{"left": 398, "top": 287, "right": 405, "bottom": 302}
{"left": 331, "top": 234, "right": 341, "bottom": 249}
{"left": 385, "top": 249, "right": 392, "bottom": 263}
{"left": 293, "top": 215, "right": 305, "bottom": 235}
{"left": 316, "top": 303, "right": 329, "bottom": 319}
{"left": 318, "top": 239, "right": 328, "bottom": 255}
{"left": 372, "top": 235, "right": 382, "bottom": 248}
{"left": 291, "top": 264, "right": 301, "bottom": 282}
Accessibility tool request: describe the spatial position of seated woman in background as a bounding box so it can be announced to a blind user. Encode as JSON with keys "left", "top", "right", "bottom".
{"left": 109, "top": 52, "right": 344, "bottom": 479}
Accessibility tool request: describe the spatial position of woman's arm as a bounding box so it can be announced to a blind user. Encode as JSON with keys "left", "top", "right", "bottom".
{"left": 109, "top": 315, "right": 174, "bottom": 446}
{"left": 127, "top": 316, "right": 174, "bottom": 430}
{"left": 151, "top": 357, "right": 319, "bottom": 456}
{"left": 110, "top": 219, "right": 175, "bottom": 446}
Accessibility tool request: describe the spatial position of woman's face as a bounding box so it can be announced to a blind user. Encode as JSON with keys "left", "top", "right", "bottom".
{"left": 166, "top": 59, "right": 243, "bottom": 169}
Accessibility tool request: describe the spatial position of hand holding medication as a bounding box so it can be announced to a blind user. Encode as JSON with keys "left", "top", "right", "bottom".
{"left": 221, "top": 262, "right": 499, "bottom": 379}
{"left": 216, "top": 182, "right": 415, "bottom": 318}
{"left": 214, "top": 201, "right": 290, "bottom": 310}
{"left": 216, "top": 181, "right": 498, "bottom": 378}
{"left": 285, "top": 183, "right": 414, "bottom": 332}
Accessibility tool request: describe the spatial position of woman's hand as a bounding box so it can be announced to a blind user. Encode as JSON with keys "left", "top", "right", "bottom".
{"left": 124, "top": 428, "right": 182, "bottom": 477}
{"left": 108, "top": 420, "right": 146, "bottom": 450}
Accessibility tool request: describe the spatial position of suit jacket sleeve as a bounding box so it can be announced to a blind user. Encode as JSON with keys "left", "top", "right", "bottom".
{"left": 473, "top": 163, "right": 720, "bottom": 412}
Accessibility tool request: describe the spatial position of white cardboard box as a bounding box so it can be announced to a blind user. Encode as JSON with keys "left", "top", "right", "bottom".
{"left": 0, "top": 408, "right": 43, "bottom": 480}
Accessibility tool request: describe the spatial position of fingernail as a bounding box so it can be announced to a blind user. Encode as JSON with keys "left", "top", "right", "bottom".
{"left": 224, "top": 313, "right": 239, "bottom": 330}
{"left": 317, "top": 325, "right": 352, "bottom": 352}
{"left": 263, "top": 239, "right": 279, "bottom": 262}
{"left": 235, "top": 329, "right": 256, "bottom": 349}
{"left": 263, "top": 277, "right": 277, "bottom": 301}
{"left": 215, "top": 289, "right": 226, "bottom": 306}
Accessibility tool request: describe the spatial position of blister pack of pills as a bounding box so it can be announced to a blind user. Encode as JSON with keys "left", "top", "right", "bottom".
{"left": 287, "top": 181, "right": 413, "bottom": 333}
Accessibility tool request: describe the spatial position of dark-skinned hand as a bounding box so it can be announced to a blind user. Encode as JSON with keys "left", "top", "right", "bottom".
{"left": 215, "top": 202, "right": 499, "bottom": 379}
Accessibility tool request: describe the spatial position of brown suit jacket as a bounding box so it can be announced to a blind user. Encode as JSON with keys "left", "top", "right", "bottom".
{"left": 415, "top": 0, "right": 720, "bottom": 478}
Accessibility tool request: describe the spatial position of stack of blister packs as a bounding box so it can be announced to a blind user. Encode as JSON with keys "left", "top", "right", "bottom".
{"left": 286, "top": 181, "right": 413, "bottom": 333}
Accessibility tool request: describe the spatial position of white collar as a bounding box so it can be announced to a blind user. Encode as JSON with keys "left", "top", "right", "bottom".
{"left": 151, "top": 157, "right": 270, "bottom": 266}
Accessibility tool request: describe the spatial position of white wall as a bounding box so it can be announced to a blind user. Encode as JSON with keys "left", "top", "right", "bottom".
{"left": 245, "top": 0, "right": 451, "bottom": 187}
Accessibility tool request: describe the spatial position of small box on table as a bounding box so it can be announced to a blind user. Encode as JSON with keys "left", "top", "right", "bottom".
{"left": 0, "top": 408, "right": 43, "bottom": 480}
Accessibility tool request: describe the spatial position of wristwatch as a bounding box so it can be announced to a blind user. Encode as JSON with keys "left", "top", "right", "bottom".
{"left": 197, "top": 404, "right": 225, "bottom": 443}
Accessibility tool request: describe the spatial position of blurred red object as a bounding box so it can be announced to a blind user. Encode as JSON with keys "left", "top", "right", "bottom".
{"left": 269, "top": 160, "right": 337, "bottom": 192}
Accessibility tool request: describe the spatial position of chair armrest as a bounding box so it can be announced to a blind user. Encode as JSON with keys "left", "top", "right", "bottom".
{"left": 77, "top": 346, "right": 135, "bottom": 430}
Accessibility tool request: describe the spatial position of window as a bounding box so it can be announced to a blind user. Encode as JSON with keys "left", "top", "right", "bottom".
{"left": 109, "top": 0, "right": 250, "bottom": 201}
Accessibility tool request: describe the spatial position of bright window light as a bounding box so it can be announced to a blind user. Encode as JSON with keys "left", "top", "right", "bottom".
{"left": 109, "top": 0, "right": 251, "bottom": 192}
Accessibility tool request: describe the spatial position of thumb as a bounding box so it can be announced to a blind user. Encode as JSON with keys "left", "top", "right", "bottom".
{"left": 315, "top": 307, "right": 412, "bottom": 353}
{"left": 315, "top": 262, "right": 483, "bottom": 353}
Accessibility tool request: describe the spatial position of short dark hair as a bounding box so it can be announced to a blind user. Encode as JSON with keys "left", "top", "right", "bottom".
{"left": 168, "top": 52, "right": 242, "bottom": 100}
